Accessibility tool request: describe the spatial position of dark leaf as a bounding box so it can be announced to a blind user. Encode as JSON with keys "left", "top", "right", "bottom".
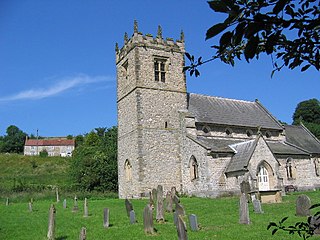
{"left": 182, "top": 66, "right": 190, "bottom": 72}
{"left": 267, "top": 222, "right": 278, "bottom": 230}
{"left": 220, "top": 31, "right": 233, "bottom": 48}
{"left": 234, "top": 22, "right": 246, "bottom": 45}
{"left": 272, "top": 229, "right": 278, "bottom": 235}
{"left": 301, "top": 64, "right": 311, "bottom": 72}
{"left": 244, "top": 36, "right": 259, "bottom": 61}
{"left": 310, "top": 204, "right": 320, "bottom": 210}
{"left": 273, "top": 0, "right": 289, "bottom": 15}
{"left": 206, "top": 23, "right": 228, "bottom": 40}
{"left": 195, "top": 69, "right": 200, "bottom": 77}
{"left": 280, "top": 217, "right": 289, "bottom": 224}
{"left": 185, "top": 52, "right": 192, "bottom": 61}
{"left": 208, "top": 0, "right": 229, "bottom": 13}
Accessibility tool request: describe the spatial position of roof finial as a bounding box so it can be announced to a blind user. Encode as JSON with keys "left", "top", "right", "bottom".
{"left": 124, "top": 32, "right": 128, "bottom": 43}
{"left": 157, "top": 25, "right": 162, "bottom": 39}
{"left": 134, "top": 20, "right": 138, "bottom": 34}
{"left": 180, "top": 30, "right": 185, "bottom": 42}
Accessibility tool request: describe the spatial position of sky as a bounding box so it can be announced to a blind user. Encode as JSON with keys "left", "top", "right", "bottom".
{"left": 0, "top": 0, "right": 319, "bottom": 137}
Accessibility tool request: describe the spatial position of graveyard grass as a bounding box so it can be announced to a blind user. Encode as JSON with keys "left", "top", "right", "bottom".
{"left": 2, "top": 192, "right": 320, "bottom": 239}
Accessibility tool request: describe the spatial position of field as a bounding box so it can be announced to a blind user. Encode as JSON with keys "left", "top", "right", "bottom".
{"left": 1, "top": 192, "right": 320, "bottom": 239}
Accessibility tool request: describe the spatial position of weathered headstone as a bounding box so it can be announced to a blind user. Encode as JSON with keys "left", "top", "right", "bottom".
{"left": 72, "top": 196, "right": 79, "bottom": 212}
{"left": 103, "top": 208, "right": 110, "bottom": 228}
{"left": 79, "top": 227, "right": 86, "bottom": 240}
{"left": 55, "top": 187, "right": 60, "bottom": 203}
{"left": 63, "top": 199, "right": 67, "bottom": 209}
{"left": 165, "top": 191, "right": 173, "bottom": 213}
{"left": 156, "top": 185, "right": 164, "bottom": 222}
{"left": 175, "top": 202, "right": 185, "bottom": 216}
{"left": 143, "top": 204, "right": 154, "bottom": 234}
{"left": 189, "top": 214, "right": 199, "bottom": 231}
{"left": 28, "top": 201, "right": 33, "bottom": 212}
{"left": 47, "top": 204, "right": 56, "bottom": 240}
{"left": 252, "top": 199, "right": 264, "bottom": 213}
{"left": 173, "top": 195, "right": 180, "bottom": 205}
{"left": 296, "top": 194, "right": 311, "bottom": 216}
{"left": 239, "top": 193, "right": 250, "bottom": 224}
{"left": 125, "top": 198, "right": 133, "bottom": 217}
{"left": 83, "top": 198, "right": 88, "bottom": 217}
{"left": 152, "top": 188, "right": 157, "bottom": 205}
{"left": 177, "top": 215, "right": 188, "bottom": 240}
{"left": 6, "top": 198, "right": 9, "bottom": 206}
{"left": 129, "top": 210, "right": 136, "bottom": 224}
{"left": 171, "top": 186, "right": 177, "bottom": 198}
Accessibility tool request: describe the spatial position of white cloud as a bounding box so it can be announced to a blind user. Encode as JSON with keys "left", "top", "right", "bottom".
{"left": 0, "top": 74, "right": 114, "bottom": 102}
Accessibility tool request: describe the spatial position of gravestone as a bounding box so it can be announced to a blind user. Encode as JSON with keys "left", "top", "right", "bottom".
{"left": 55, "top": 187, "right": 60, "bottom": 203}
{"left": 129, "top": 210, "right": 136, "bottom": 224}
{"left": 79, "top": 227, "right": 86, "bottom": 240}
{"left": 47, "top": 204, "right": 56, "bottom": 240}
{"left": 296, "top": 194, "right": 311, "bottom": 216}
{"left": 173, "top": 195, "right": 180, "bottom": 205}
{"left": 177, "top": 215, "right": 188, "bottom": 240}
{"left": 28, "top": 201, "right": 33, "bottom": 212}
{"left": 171, "top": 186, "right": 177, "bottom": 197}
{"left": 6, "top": 198, "right": 9, "bottom": 206}
{"left": 125, "top": 198, "right": 133, "bottom": 217}
{"left": 152, "top": 188, "right": 157, "bottom": 205}
{"left": 310, "top": 216, "right": 320, "bottom": 235}
{"left": 252, "top": 199, "right": 264, "bottom": 213}
{"left": 165, "top": 191, "right": 173, "bottom": 213}
{"left": 83, "top": 198, "right": 88, "bottom": 217}
{"left": 143, "top": 204, "right": 154, "bottom": 234}
{"left": 103, "top": 208, "right": 110, "bottom": 228}
{"left": 63, "top": 199, "right": 67, "bottom": 209}
{"left": 72, "top": 196, "right": 79, "bottom": 212}
{"left": 189, "top": 214, "right": 199, "bottom": 231}
{"left": 156, "top": 185, "right": 164, "bottom": 222}
{"left": 239, "top": 193, "right": 250, "bottom": 224}
{"left": 175, "top": 202, "right": 185, "bottom": 216}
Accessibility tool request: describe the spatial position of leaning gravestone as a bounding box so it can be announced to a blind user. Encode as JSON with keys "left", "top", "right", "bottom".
{"left": 55, "top": 187, "right": 60, "bottom": 203}
{"left": 239, "top": 193, "right": 250, "bottom": 224}
{"left": 83, "top": 198, "right": 88, "bottom": 217}
{"left": 152, "top": 188, "right": 157, "bottom": 205}
{"left": 125, "top": 198, "right": 133, "bottom": 217}
{"left": 189, "top": 214, "right": 199, "bottom": 231}
{"left": 174, "top": 202, "right": 186, "bottom": 226}
{"left": 296, "top": 194, "right": 311, "bottom": 216}
{"left": 129, "top": 210, "right": 136, "bottom": 224}
{"left": 173, "top": 195, "right": 180, "bottom": 205}
{"left": 79, "top": 227, "right": 86, "bottom": 240}
{"left": 28, "top": 201, "right": 33, "bottom": 212}
{"left": 103, "top": 208, "right": 110, "bottom": 228}
{"left": 156, "top": 185, "right": 165, "bottom": 222}
{"left": 165, "top": 191, "right": 173, "bottom": 213}
{"left": 177, "top": 215, "right": 188, "bottom": 240}
{"left": 6, "top": 198, "right": 9, "bottom": 206}
{"left": 72, "top": 196, "right": 79, "bottom": 212}
{"left": 47, "top": 204, "right": 56, "bottom": 240}
{"left": 252, "top": 199, "right": 264, "bottom": 214}
{"left": 143, "top": 204, "right": 154, "bottom": 234}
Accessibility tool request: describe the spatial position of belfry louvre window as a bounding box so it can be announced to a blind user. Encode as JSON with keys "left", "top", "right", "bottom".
{"left": 154, "top": 59, "right": 166, "bottom": 82}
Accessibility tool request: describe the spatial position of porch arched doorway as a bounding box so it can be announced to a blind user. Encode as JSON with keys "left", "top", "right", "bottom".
{"left": 257, "top": 163, "right": 273, "bottom": 191}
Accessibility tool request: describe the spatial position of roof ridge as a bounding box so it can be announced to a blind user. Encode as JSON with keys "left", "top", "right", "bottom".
{"left": 255, "top": 100, "right": 284, "bottom": 129}
{"left": 189, "top": 92, "right": 254, "bottom": 104}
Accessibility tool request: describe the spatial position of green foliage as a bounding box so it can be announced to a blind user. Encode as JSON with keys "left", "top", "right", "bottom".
{"left": 185, "top": 0, "right": 319, "bottom": 76}
{"left": 0, "top": 125, "right": 27, "bottom": 153}
{"left": 39, "top": 149, "right": 48, "bottom": 158}
{"left": 268, "top": 204, "right": 320, "bottom": 239}
{"left": 70, "top": 126, "right": 118, "bottom": 192}
{"left": 293, "top": 99, "right": 320, "bottom": 139}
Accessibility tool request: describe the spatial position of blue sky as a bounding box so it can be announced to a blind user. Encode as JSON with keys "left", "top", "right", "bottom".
{"left": 1, "top": 1, "right": 319, "bottom": 137}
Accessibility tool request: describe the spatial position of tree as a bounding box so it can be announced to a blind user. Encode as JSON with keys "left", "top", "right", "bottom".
{"left": 70, "top": 126, "right": 118, "bottom": 192}
{"left": 293, "top": 98, "right": 320, "bottom": 139}
{"left": 184, "top": 0, "right": 319, "bottom": 77}
{"left": 0, "top": 125, "right": 27, "bottom": 153}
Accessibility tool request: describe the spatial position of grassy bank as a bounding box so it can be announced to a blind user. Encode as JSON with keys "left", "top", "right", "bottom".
{"left": 1, "top": 191, "right": 320, "bottom": 239}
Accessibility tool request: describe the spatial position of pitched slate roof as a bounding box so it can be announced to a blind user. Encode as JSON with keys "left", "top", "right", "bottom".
{"left": 285, "top": 125, "right": 320, "bottom": 154}
{"left": 187, "top": 93, "right": 283, "bottom": 130}
{"left": 192, "top": 136, "right": 242, "bottom": 153}
{"left": 225, "top": 139, "right": 258, "bottom": 173}
{"left": 266, "top": 141, "right": 309, "bottom": 156}
{"left": 25, "top": 138, "right": 75, "bottom": 146}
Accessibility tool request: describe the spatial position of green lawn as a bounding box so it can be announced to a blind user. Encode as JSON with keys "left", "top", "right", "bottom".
{"left": 1, "top": 192, "right": 320, "bottom": 239}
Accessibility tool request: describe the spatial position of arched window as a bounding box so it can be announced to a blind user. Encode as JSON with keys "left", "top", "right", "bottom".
{"left": 189, "top": 156, "right": 199, "bottom": 180}
{"left": 286, "top": 158, "right": 296, "bottom": 179}
{"left": 124, "top": 159, "right": 132, "bottom": 182}
{"left": 258, "top": 165, "right": 269, "bottom": 190}
{"left": 225, "top": 128, "right": 233, "bottom": 136}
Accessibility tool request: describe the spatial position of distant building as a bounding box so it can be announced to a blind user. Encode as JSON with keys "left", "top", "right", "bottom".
{"left": 24, "top": 137, "right": 75, "bottom": 157}
{"left": 116, "top": 22, "right": 320, "bottom": 202}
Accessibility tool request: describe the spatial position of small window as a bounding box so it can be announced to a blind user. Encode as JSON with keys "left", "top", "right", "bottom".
{"left": 225, "top": 128, "right": 233, "bottom": 136}
{"left": 202, "top": 126, "right": 210, "bottom": 134}
{"left": 286, "top": 158, "right": 296, "bottom": 179}
{"left": 246, "top": 129, "right": 253, "bottom": 137}
{"left": 154, "top": 58, "right": 166, "bottom": 82}
{"left": 265, "top": 131, "right": 272, "bottom": 138}
{"left": 124, "top": 160, "right": 132, "bottom": 181}
{"left": 189, "top": 156, "right": 199, "bottom": 180}
{"left": 165, "top": 121, "right": 168, "bottom": 128}
{"left": 122, "top": 60, "right": 128, "bottom": 79}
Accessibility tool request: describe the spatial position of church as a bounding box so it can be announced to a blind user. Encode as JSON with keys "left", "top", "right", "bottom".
{"left": 116, "top": 22, "right": 320, "bottom": 201}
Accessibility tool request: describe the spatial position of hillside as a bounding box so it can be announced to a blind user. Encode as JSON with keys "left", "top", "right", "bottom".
{"left": 0, "top": 153, "right": 72, "bottom": 194}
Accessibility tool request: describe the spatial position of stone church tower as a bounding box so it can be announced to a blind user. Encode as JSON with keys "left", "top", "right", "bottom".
{"left": 116, "top": 21, "right": 187, "bottom": 198}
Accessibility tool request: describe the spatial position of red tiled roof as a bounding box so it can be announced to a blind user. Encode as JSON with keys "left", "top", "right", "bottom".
{"left": 25, "top": 139, "right": 75, "bottom": 146}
